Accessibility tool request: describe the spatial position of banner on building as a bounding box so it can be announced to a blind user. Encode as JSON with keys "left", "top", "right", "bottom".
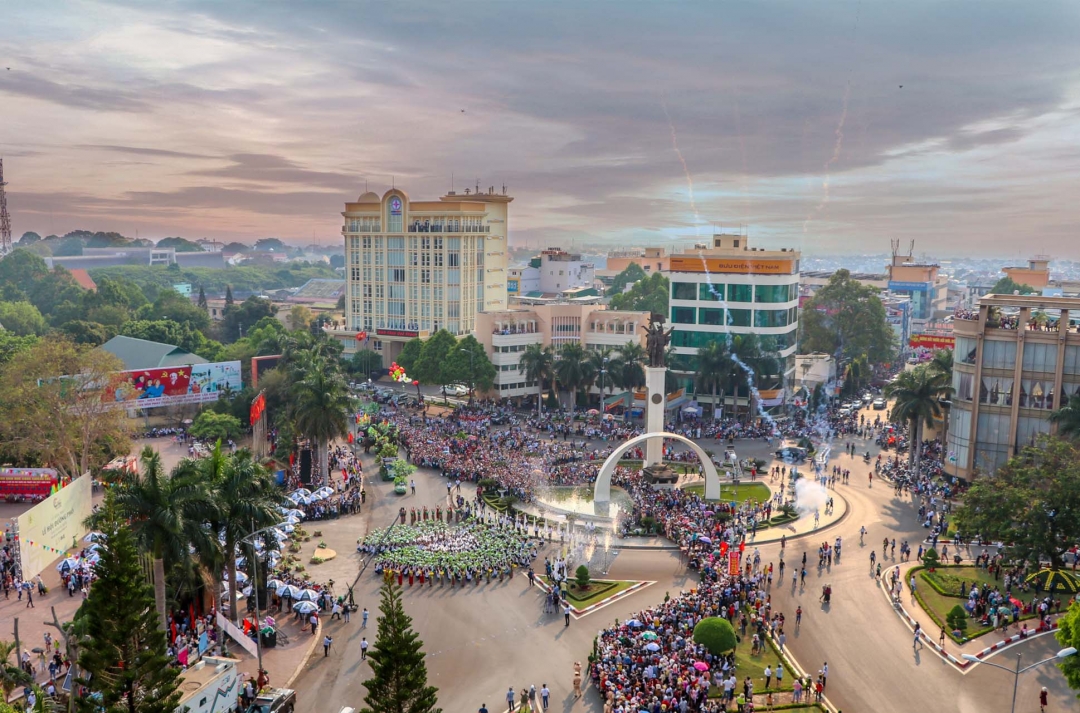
{"left": 17, "top": 474, "right": 92, "bottom": 580}
{"left": 909, "top": 334, "right": 956, "bottom": 351}
{"left": 103, "top": 361, "right": 243, "bottom": 409}
{"left": 0, "top": 468, "right": 59, "bottom": 499}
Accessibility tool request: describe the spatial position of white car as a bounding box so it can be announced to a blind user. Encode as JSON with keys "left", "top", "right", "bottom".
{"left": 443, "top": 384, "right": 469, "bottom": 396}
{"left": 873, "top": 398, "right": 887, "bottom": 410}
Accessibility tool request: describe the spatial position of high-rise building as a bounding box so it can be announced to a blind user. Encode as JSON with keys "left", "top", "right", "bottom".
{"left": 666, "top": 234, "right": 801, "bottom": 418}
{"left": 340, "top": 187, "right": 512, "bottom": 361}
{"left": 947, "top": 294, "right": 1080, "bottom": 479}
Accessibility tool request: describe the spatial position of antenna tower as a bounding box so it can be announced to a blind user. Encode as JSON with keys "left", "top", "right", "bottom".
{"left": 0, "top": 159, "right": 12, "bottom": 257}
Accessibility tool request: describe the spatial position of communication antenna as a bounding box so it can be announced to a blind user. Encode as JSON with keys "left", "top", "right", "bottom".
{"left": 0, "top": 158, "right": 12, "bottom": 256}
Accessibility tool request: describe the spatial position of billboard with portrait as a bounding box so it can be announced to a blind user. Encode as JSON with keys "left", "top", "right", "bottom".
{"left": 104, "top": 361, "right": 243, "bottom": 409}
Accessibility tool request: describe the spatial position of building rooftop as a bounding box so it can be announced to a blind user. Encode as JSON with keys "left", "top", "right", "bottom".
{"left": 293, "top": 278, "right": 345, "bottom": 300}
{"left": 98, "top": 335, "right": 208, "bottom": 371}
{"left": 979, "top": 293, "right": 1080, "bottom": 310}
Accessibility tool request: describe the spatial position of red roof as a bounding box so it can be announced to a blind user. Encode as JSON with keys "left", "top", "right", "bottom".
{"left": 69, "top": 268, "right": 97, "bottom": 291}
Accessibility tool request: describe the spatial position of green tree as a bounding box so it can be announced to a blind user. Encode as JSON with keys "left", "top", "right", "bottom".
{"left": 692, "top": 617, "right": 737, "bottom": 656}
{"left": 292, "top": 355, "right": 351, "bottom": 484}
{"left": 0, "top": 331, "right": 37, "bottom": 366}
{"left": 414, "top": 330, "right": 458, "bottom": 386}
{"left": 609, "top": 262, "right": 647, "bottom": 296}
{"left": 189, "top": 411, "right": 243, "bottom": 442}
{"left": 1056, "top": 599, "right": 1080, "bottom": 696}
{"left": 155, "top": 236, "right": 203, "bottom": 252}
{"left": 397, "top": 338, "right": 423, "bottom": 373}
{"left": 0, "top": 300, "right": 47, "bottom": 335}
{"left": 360, "top": 580, "right": 441, "bottom": 713}
{"left": 288, "top": 304, "right": 315, "bottom": 332}
{"left": 0, "top": 640, "right": 31, "bottom": 702}
{"left": 95, "top": 448, "right": 214, "bottom": 628}
{"left": 221, "top": 296, "right": 276, "bottom": 342}
{"left": 75, "top": 524, "right": 182, "bottom": 713}
{"left": 989, "top": 276, "right": 1037, "bottom": 296}
{"left": 1051, "top": 395, "right": 1080, "bottom": 440}
{"left": 121, "top": 319, "right": 207, "bottom": 354}
{"left": 58, "top": 319, "right": 112, "bottom": 346}
{"left": 609, "top": 271, "right": 669, "bottom": 316}
{"left": 610, "top": 340, "right": 646, "bottom": 393}
{"left": 799, "top": 269, "right": 896, "bottom": 365}
{"left": 350, "top": 349, "right": 383, "bottom": 377}
{"left": 147, "top": 288, "right": 208, "bottom": 331}
{"left": 695, "top": 339, "right": 731, "bottom": 416}
{"left": 946, "top": 604, "right": 968, "bottom": 633}
{"left": 0, "top": 249, "right": 49, "bottom": 286}
{"left": 254, "top": 238, "right": 287, "bottom": 252}
{"left": 575, "top": 564, "right": 591, "bottom": 588}
{"left": 954, "top": 436, "right": 1080, "bottom": 569}
{"left": 445, "top": 335, "right": 496, "bottom": 395}
{"left": 884, "top": 365, "right": 952, "bottom": 465}
{"left": 18, "top": 231, "right": 42, "bottom": 244}
{"left": 225, "top": 285, "right": 235, "bottom": 306}
{"left": 554, "top": 342, "right": 596, "bottom": 418}
{"left": 197, "top": 285, "right": 208, "bottom": 310}
{"left": 922, "top": 547, "right": 940, "bottom": 569}
{"left": 927, "top": 348, "right": 954, "bottom": 379}
{"left": 518, "top": 343, "right": 555, "bottom": 416}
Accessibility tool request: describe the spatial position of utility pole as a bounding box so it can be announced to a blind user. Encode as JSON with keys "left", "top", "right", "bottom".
{"left": 0, "top": 158, "right": 13, "bottom": 256}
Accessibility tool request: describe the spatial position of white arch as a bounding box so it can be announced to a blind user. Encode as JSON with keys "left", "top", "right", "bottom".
{"left": 594, "top": 431, "right": 721, "bottom": 502}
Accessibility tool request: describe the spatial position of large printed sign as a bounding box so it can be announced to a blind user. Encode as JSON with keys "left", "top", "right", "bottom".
{"left": 17, "top": 475, "right": 92, "bottom": 580}
{"left": 670, "top": 256, "right": 795, "bottom": 275}
{"left": 104, "top": 361, "right": 242, "bottom": 409}
{"left": 909, "top": 334, "right": 956, "bottom": 350}
{"left": 0, "top": 468, "right": 58, "bottom": 499}
{"left": 888, "top": 281, "right": 930, "bottom": 292}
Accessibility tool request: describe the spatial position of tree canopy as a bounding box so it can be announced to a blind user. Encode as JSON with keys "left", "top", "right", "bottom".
{"left": 954, "top": 436, "right": 1080, "bottom": 569}
{"left": 609, "top": 262, "right": 647, "bottom": 295}
{"left": 155, "top": 236, "right": 204, "bottom": 252}
{"left": 361, "top": 580, "right": 441, "bottom": 713}
{"left": 799, "top": 269, "right": 897, "bottom": 364}
{"left": 414, "top": 330, "right": 459, "bottom": 385}
{"left": 989, "top": 276, "right": 1038, "bottom": 296}
{"left": 693, "top": 617, "right": 737, "bottom": 656}
{"left": 609, "top": 271, "right": 669, "bottom": 316}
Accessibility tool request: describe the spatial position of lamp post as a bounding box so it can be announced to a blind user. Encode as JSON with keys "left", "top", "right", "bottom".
{"left": 240, "top": 521, "right": 287, "bottom": 679}
{"left": 962, "top": 647, "right": 1076, "bottom": 713}
{"left": 600, "top": 357, "right": 608, "bottom": 414}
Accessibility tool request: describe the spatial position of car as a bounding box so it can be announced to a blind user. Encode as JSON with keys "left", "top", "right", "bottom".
{"left": 356, "top": 382, "right": 377, "bottom": 392}
{"left": 862, "top": 393, "right": 873, "bottom": 403}
{"left": 873, "top": 398, "right": 886, "bottom": 410}
{"left": 443, "top": 384, "right": 469, "bottom": 397}
{"left": 247, "top": 688, "right": 296, "bottom": 713}
{"left": 838, "top": 407, "right": 851, "bottom": 417}
{"left": 775, "top": 446, "right": 807, "bottom": 462}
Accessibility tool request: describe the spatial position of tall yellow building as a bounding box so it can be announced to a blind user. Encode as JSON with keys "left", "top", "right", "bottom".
{"left": 340, "top": 187, "right": 512, "bottom": 361}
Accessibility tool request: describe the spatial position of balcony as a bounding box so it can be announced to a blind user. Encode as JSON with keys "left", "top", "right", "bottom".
{"left": 407, "top": 223, "right": 490, "bottom": 233}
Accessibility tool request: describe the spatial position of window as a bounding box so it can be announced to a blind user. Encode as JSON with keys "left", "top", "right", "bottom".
{"left": 1065, "top": 346, "right": 1080, "bottom": 376}
{"left": 953, "top": 371, "right": 974, "bottom": 401}
{"left": 672, "top": 306, "right": 696, "bottom": 324}
{"left": 755, "top": 284, "right": 791, "bottom": 303}
{"left": 1017, "top": 416, "right": 1050, "bottom": 448}
{"left": 728, "top": 284, "right": 752, "bottom": 302}
{"left": 981, "top": 340, "right": 1017, "bottom": 370}
{"left": 1022, "top": 342, "right": 1057, "bottom": 373}
{"left": 948, "top": 406, "right": 972, "bottom": 467}
{"left": 727, "top": 309, "right": 751, "bottom": 327}
{"left": 774, "top": 327, "right": 798, "bottom": 350}
{"left": 699, "top": 308, "right": 724, "bottom": 326}
{"left": 754, "top": 309, "right": 789, "bottom": 328}
{"left": 955, "top": 336, "right": 977, "bottom": 365}
{"left": 979, "top": 376, "right": 1013, "bottom": 406}
{"left": 1019, "top": 379, "right": 1055, "bottom": 410}
{"left": 673, "top": 282, "right": 698, "bottom": 301}
{"left": 699, "top": 283, "right": 723, "bottom": 301}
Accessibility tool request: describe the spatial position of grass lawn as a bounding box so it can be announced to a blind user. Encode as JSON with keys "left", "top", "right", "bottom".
{"left": 557, "top": 579, "right": 637, "bottom": 608}
{"left": 915, "top": 566, "right": 1042, "bottom": 642}
{"left": 707, "top": 624, "right": 792, "bottom": 697}
{"left": 684, "top": 482, "right": 771, "bottom": 504}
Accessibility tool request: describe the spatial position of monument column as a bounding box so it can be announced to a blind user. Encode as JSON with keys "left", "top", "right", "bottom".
{"left": 644, "top": 366, "right": 666, "bottom": 467}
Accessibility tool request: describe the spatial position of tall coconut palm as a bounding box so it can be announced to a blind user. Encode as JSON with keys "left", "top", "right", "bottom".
{"left": 1050, "top": 394, "right": 1080, "bottom": 439}
{"left": 554, "top": 342, "right": 596, "bottom": 419}
{"left": 885, "top": 365, "right": 954, "bottom": 465}
{"left": 928, "top": 349, "right": 954, "bottom": 379}
{"left": 94, "top": 447, "right": 214, "bottom": 629}
{"left": 695, "top": 339, "right": 730, "bottom": 418}
{"left": 518, "top": 343, "right": 555, "bottom": 417}
{"left": 292, "top": 355, "right": 352, "bottom": 484}
{"left": 611, "top": 341, "right": 647, "bottom": 392}
{"left": 589, "top": 347, "right": 615, "bottom": 409}
{"left": 202, "top": 443, "right": 285, "bottom": 623}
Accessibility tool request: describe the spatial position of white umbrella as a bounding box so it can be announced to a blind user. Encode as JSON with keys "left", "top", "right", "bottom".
{"left": 84, "top": 532, "right": 105, "bottom": 543}
{"left": 277, "top": 585, "right": 301, "bottom": 599}
{"left": 267, "top": 578, "right": 285, "bottom": 590}
{"left": 285, "top": 516, "right": 301, "bottom": 525}
{"left": 286, "top": 509, "right": 305, "bottom": 519}
{"left": 85, "top": 543, "right": 103, "bottom": 553}
{"left": 277, "top": 524, "right": 295, "bottom": 534}
{"left": 314, "top": 486, "right": 334, "bottom": 498}
{"left": 309, "top": 492, "right": 326, "bottom": 502}
{"left": 84, "top": 552, "right": 101, "bottom": 566}
{"left": 266, "top": 552, "right": 282, "bottom": 566}
{"left": 290, "top": 488, "right": 312, "bottom": 497}
{"left": 225, "top": 570, "right": 249, "bottom": 585}
{"left": 290, "top": 494, "right": 312, "bottom": 506}
{"left": 292, "top": 601, "right": 319, "bottom": 614}
{"left": 294, "top": 589, "right": 319, "bottom": 601}
{"left": 56, "top": 557, "right": 80, "bottom": 572}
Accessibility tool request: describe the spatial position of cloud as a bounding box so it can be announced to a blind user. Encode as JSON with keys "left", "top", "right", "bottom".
{"left": 79, "top": 145, "right": 217, "bottom": 159}
{"left": 0, "top": 72, "right": 151, "bottom": 112}
{"left": 191, "top": 154, "right": 358, "bottom": 189}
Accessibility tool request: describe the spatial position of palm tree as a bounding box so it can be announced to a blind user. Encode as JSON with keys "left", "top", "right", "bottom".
{"left": 695, "top": 340, "right": 730, "bottom": 418}
{"left": 554, "top": 342, "right": 596, "bottom": 419}
{"left": 610, "top": 341, "right": 647, "bottom": 392}
{"left": 1050, "top": 394, "right": 1080, "bottom": 439}
{"left": 292, "top": 355, "right": 352, "bottom": 485}
{"left": 885, "top": 365, "right": 953, "bottom": 465}
{"left": 0, "top": 640, "right": 32, "bottom": 701}
{"left": 928, "top": 349, "right": 954, "bottom": 379}
{"left": 589, "top": 347, "right": 615, "bottom": 409}
{"left": 94, "top": 447, "right": 214, "bottom": 629}
{"left": 202, "top": 443, "right": 285, "bottom": 623}
{"left": 518, "top": 344, "right": 555, "bottom": 417}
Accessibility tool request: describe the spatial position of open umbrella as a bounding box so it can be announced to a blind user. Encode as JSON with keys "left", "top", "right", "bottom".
{"left": 84, "top": 532, "right": 105, "bottom": 543}
{"left": 295, "top": 589, "right": 319, "bottom": 601}
{"left": 286, "top": 509, "right": 306, "bottom": 519}
{"left": 587, "top": 409, "right": 600, "bottom": 416}
{"left": 693, "top": 661, "right": 709, "bottom": 672}
{"left": 1025, "top": 569, "right": 1080, "bottom": 594}
{"left": 644, "top": 642, "right": 661, "bottom": 652}
{"left": 698, "top": 536, "right": 712, "bottom": 545}
{"left": 292, "top": 600, "right": 319, "bottom": 615}
{"left": 267, "top": 578, "right": 284, "bottom": 590}
{"left": 277, "top": 584, "right": 301, "bottom": 599}
{"left": 56, "top": 557, "right": 80, "bottom": 572}
{"left": 625, "top": 619, "right": 643, "bottom": 628}
{"left": 290, "top": 488, "right": 312, "bottom": 497}
{"left": 641, "top": 631, "right": 658, "bottom": 641}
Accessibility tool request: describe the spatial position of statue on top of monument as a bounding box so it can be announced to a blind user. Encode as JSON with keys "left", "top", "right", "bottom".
{"left": 642, "top": 312, "right": 674, "bottom": 368}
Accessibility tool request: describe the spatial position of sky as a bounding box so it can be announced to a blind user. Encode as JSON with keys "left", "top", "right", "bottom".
{"left": 2, "top": 2, "right": 1080, "bottom": 256}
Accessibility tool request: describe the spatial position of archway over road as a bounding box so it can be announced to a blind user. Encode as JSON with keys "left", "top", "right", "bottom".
{"left": 594, "top": 431, "right": 721, "bottom": 502}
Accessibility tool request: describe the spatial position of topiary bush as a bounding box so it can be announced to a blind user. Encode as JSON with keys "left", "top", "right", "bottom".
{"left": 922, "top": 548, "right": 940, "bottom": 571}
{"left": 693, "top": 617, "right": 737, "bottom": 656}
{"left": 575, "top": 564, "right": 591, "bottom": 589}
{"left": 946, "top": 604, "right": 968, "bottom": 633}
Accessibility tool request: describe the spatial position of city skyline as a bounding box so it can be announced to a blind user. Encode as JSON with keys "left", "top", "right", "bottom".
{"left": 2, "top": 2, "right": 1080, "bottom": 255}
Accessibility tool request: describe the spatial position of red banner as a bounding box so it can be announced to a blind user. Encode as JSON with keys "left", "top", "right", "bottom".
{"left": 909, "top": 334, "right": 955, "bottom": 350}
{"left": 728, "top": 552, "right": 741, "bottom": 576}
{"left": 250, "top": 393, "right": 266, "bottom": 424}
{"left": 105, "top": 366, "right": 192, "bottom": 404}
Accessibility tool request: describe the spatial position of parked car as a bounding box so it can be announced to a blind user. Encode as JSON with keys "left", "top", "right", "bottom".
{"left": 246, "top": 689, "right": 296, "bottom": 713}
{"left": 873, "top": 398, "right": 887, "bottom": 410}
{"left": 443, "top": 384, "right": 469, "bottom": 397}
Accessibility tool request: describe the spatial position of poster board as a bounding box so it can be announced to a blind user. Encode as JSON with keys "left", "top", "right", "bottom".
{"left": 17, "top": 474, "right": 93, "bottom": 579}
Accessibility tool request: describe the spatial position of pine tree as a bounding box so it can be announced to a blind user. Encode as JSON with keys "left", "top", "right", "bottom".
{"left": 197, "top": 286, "right": 208, "bottom": 310}
{"left": 361, "top": 581, "right": 441, "bottom": 713}
{"left": 75, "top": 525, "right": 181, "bottom": 713}
{"left": 224, "top": 285, "right": 234, "bottom": 306}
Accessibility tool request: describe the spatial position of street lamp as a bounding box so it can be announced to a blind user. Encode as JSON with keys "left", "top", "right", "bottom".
{"left": 600, "top": 357, "right": 608, "bottom": 414}
{"left": 961, "top": 647, "right": 1076, "bottom": 713}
